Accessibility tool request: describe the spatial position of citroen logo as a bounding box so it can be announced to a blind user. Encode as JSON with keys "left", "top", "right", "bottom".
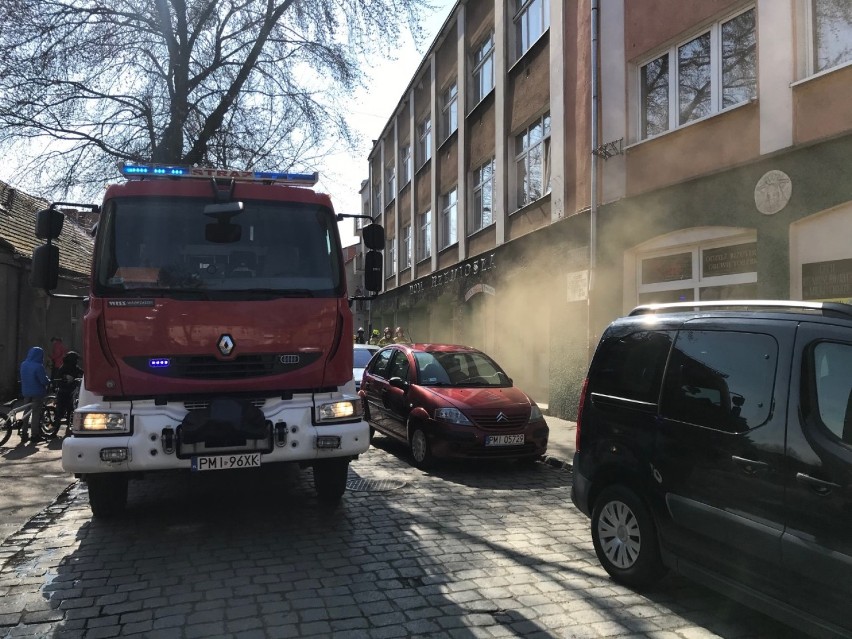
{"left": 218, "top": 334, "right": 235, "bottom": 356}
{"left": 495, "top": 412, "right": 508, "bottom": 422}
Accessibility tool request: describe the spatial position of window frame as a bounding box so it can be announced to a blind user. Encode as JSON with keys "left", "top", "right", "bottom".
{"left": 385, "top": 236, "right": 396, "bottom": 277}
{"left": 417, "top": 116, "right": 432, "bottom": 168}
{"left": 417, "top": 209, "right": 432, "bottom": 262}
{"left": 441, "top": 81, "right": 458, "bottom": 142}
{"left": 806, "top": 0, "right": 852, "bottom": 76}
{"left": 385, "top": 164, "right": 395, "bottom": 205}
{"left": 472, "top": 32, "right": 495, "bottom": 105}
{"left": 514, "top": 0, "right": 550, "bottom": 59}
{"left": 402, "top": 224, "right": 412, "bottom": 269}
{"left": 440, "top": 188, "right": 458, "bottom": 250}
{"left": 636, "top": 5, "right": 757, "bottom": 141}
{"left": 471, "top": 157, "right": 495, "bottom": 233}
{"left": 400, "top": 144, "right": 412, "bottom": 186}
{"left": 514, "top": 112, "right": 551, "bottom": 210}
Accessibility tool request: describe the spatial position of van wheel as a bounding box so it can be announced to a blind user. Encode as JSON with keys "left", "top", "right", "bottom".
{"left": 86, "top": 474, "right": 128, "bottom": 518}
{"left": 313, "top": 458, "right": 349, "bottom": 504}
{"left": 591, "top": 486, "right": 666, "bottom": 589}
{"left": 409, "top": 426, "right": 433, "bottom": 470}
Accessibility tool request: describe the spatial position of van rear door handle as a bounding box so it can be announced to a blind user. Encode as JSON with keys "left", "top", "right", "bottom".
{"left": 731, "top": 455, "right": 769, "bottom": 475}
{"left": 795, "top": 472, "right": 841, "bottom": 495}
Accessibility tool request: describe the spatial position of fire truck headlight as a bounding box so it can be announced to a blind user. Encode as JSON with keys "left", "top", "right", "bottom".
{"left": 317, "top": 399, "right": 363, "bottom": 423}
{"left": 73, "top": 412, "right": 129, "bottom": 433}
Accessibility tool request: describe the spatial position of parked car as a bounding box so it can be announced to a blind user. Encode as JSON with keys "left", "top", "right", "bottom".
{"left": 353, "top": 343, "right": 379, "bottom": 392}
{"left": 359, "top": 343, "right": 548, "bottom": 468}
{"left": 571, "top": 300, "right": 852, "bottom": 639}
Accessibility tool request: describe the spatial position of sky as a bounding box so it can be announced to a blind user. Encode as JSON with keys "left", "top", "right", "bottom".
{"left": 319, "top": 0, "right": 456, "bottom": 247}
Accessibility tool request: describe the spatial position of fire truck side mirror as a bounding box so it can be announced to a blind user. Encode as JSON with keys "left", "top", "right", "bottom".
{"left": 364, "top": 251, "right": 383, "bottom": 293}
{"left": 35, "top": 208, "right": 65, "bottom": 239}
{"left": 31, "top": 244, "right": 59, "bottom": 291}
{"left": 362, "top": 223, "right": 384, "bottom": 251}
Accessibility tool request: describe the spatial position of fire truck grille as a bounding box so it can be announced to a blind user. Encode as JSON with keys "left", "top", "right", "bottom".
{"left": 124, "top": 352, "right": 321, "bottom": 380}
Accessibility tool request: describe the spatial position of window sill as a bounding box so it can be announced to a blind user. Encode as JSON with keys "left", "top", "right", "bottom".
{"left": 466, "top": 90, "right": 495, "bottom": 121}
{"left": 468, "top": 221, "right": 496, "bottom": 238}
{"left": 510, "top": 191, "right": 551, "bottom": 217}
{"left": 438, "top": 242, "right": 459, "bottom": 255}
{"left": 416, "top": 255, "right": 432, "bottom": 266}
{"left": 438, "top": 129, "right": 458, "bottom": 152}
{"left": 507, "top": 28, "right": 550, "bottom": 77}
{"left": 627, "top": 98, "right": 756, "bottom": 150}
{"left": 791, "top": 58, "right": 852, "bottom": 88}
{"left": 415, "top": 159, "right": 431, "bottom": 177}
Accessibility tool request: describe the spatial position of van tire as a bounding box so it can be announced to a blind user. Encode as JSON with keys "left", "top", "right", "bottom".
{"left": 591, "top": 485, "right": 666, "bottom": 589}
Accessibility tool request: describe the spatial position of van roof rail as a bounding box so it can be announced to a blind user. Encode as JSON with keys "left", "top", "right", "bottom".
{"left": 628, "top": 300, "right": 852, "bottom": 320}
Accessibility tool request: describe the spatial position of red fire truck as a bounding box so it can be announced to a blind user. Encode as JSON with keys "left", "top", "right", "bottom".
{"left": 31, "top": 163, "right": 384, "bottom": 517}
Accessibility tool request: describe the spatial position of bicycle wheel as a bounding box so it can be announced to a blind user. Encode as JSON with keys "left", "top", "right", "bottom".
{"left": 40, "top": 396, "right": 60, "bottom": 437}
{"left": 0, "top": 409, "right": 12, "bottom": 447}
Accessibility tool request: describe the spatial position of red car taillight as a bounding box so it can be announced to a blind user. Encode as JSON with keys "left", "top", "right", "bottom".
{"left": 575, "top": 376, "right": 589, "bottom": 452}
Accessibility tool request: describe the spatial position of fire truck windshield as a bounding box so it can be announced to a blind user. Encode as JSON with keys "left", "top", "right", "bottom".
{"left": 94, "top": 197, "right": 343, "bottom": 297}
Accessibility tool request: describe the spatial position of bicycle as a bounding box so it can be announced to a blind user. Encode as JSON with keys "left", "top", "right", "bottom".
{"left": 0, "top": 394, "right": 58, "bottom": 447}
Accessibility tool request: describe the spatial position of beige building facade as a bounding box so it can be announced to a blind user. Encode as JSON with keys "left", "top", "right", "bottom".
{"left": 357, "top": 0, "right": 852, "bottom": 417}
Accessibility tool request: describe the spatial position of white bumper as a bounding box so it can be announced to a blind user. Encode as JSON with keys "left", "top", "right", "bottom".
{"left": 62, "top": 395, "right": 369, "bottom": 475}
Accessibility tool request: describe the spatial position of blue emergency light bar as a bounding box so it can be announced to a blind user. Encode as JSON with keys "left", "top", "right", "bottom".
{"left": 148, "top": 358, "right": 171, "bottom": 368}
{"left": 119, "top": 163, "right": 319, "bottom": 186}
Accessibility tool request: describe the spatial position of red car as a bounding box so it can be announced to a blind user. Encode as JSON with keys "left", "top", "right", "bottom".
{"left": 359, "top": 343, "right": 549, "bottom": 468}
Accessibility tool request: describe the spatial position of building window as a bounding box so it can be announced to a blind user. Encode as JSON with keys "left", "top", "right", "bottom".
{"left": 385, "top": 165, "right": 395, "bottom": 204}
{"left": 372, "top": 183, "right": 381, "bottom": 217}
{"left": 636, "top": 240, "right": 758, "bottom": 305}
{"left": 472, "top": 158, "right": 495, "bottom": 232}
{"left": 418, "top": 210, "right": 431, "bottom": 262}
{"left": 440, "top": 188, "right": 458, "bottom": 249}
{"left": 402, "top": 224, "right": 412, "bottom": 269}
{"left": 400, "top": 144, "right": 412, "bottom": 185}
{"left": 385, "top": 237, "right": 396, "bottom": 277}
{"left": 472, "top": 33, "right": 495, "bottom": 104}
{"left": 515, "top": 113, "right": 551, "bottom": 209}
{"left": 640, "top": 7, "right": 756, "bottom": 140}
{"left": 441, "top": 82, "right": 458, "bottom": 141}
{"left": 417, "top": 116, "right": 432, "bottom": 167}
{"left": 811, "top": 0, "right": 852, "bottom": 73}
{"left": 515, "top": 0, "right": 549, "bottom": 59}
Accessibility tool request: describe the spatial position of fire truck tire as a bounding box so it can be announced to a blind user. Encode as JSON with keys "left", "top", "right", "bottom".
{"left": 313, "top": 458, "right": 349, "bottom": 503}
{"left": 86, "top": 473, "right": 128, "bottom": 518}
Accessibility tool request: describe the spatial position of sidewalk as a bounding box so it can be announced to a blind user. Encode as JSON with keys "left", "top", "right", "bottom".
{"left": 542, "top": 413, "right": 576, "bottom": 468}
{"left": 0, "top": 437, "right": 74, "bottom": 548}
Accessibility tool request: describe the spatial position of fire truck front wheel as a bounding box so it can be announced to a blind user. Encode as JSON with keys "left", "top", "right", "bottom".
{"left": 313, "top": 458, "right": 349, "bottom": 504}
{"left": 85, "top": 473, "right": 128, "bottom": 518}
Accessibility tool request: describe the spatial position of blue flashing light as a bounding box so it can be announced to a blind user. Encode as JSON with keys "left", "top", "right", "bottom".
{"left": 122, "top": 163, "right": 188, "bottom": 177}
{"left": 118, "top": 163, "right": 319, "bottom": 186}
{"left": 149, "top": 358, "right": 171, "bottom": 368}
{"left": 253, "top": 170, "right": 319, "bottom": 185}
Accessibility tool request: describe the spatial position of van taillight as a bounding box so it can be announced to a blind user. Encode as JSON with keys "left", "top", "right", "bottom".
{"left": 575, "top": 376, "right": 589, "bottom": 452}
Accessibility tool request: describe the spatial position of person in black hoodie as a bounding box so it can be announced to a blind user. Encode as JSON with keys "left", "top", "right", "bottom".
{"left": 53, "top": 351, "right": 83, "bottom": 435}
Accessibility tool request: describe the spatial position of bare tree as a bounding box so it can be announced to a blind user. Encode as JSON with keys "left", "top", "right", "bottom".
{"left": 0, "top": 0, "right": 432, "bottom": 197}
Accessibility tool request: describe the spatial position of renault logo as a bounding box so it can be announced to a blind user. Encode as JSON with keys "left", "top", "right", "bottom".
{"left": 496, "top": 412, "right": 508, "bottom": 422}
{"left": 218, "top": 334, "right": 235, "bottom": 356}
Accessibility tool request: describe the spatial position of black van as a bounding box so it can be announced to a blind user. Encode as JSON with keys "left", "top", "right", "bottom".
{"left": 571, "top": 301, "right": 852, "bottom": 639}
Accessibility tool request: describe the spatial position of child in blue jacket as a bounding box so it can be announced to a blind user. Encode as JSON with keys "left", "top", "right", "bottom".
{"left": 19, "top": 346, "right": 51, "bottom": 442}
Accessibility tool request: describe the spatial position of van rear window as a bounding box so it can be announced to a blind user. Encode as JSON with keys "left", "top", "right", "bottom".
{"left": 591, "top": 330, "right": 674, "bottom": 404}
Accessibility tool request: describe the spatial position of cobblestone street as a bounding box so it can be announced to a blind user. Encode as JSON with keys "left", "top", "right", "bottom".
{"left": 0, "top": 437, "right": 798, "bottom": 638}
